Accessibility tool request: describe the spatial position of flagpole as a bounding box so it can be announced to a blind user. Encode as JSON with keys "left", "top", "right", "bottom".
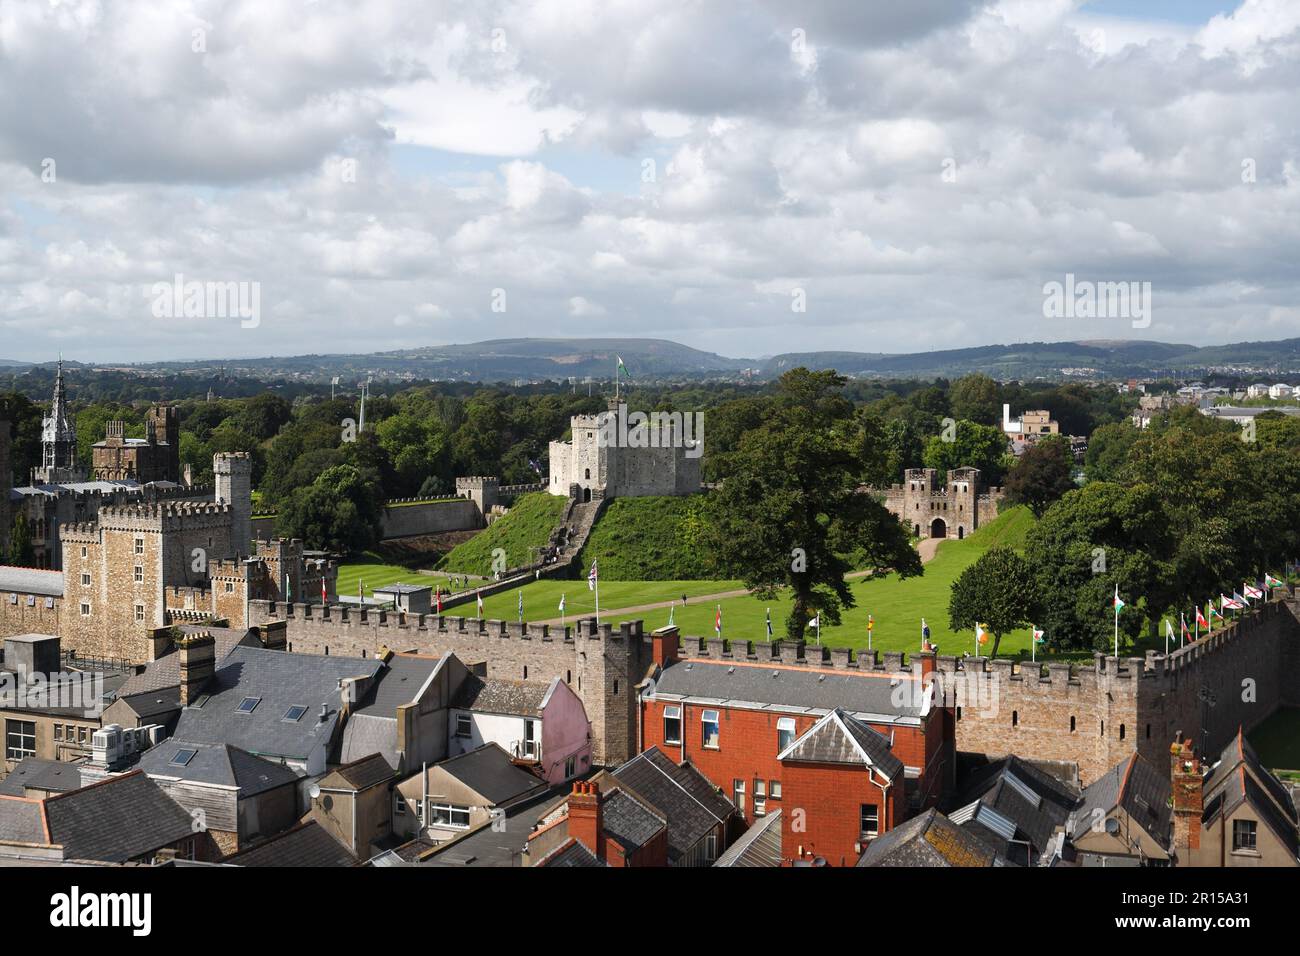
{"left": 1031, "top": 624, "right": 1036, "bottom": 664}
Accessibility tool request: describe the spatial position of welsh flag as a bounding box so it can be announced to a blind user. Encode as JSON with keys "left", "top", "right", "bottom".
{"left": 1112, "top": 585, "right": 1125, "bottom": 612}
{"left": 1032, "top": 626, "right": 1045, "bottom": 645}
{"left": 1265, "top": 573, "right": 1285, "bottom": 589}
{"left": 617, "top": 355, "right": 630, "bottom": 379}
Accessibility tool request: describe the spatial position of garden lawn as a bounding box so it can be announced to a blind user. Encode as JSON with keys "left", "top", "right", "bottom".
{"left": 335, "top": 559, "right": 437, "bottom": 599}
{"left": 477, "top": 579, "right": 743, "bottom": 622}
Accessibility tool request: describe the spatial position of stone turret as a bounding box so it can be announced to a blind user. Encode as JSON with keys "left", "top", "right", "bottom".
{"left": 214, "top": 452, "right": 253, "bottom": 557}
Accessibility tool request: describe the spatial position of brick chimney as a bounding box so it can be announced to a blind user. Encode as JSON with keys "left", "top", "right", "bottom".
{"left": 177, "top": 631, "right": 216, "bottom": 706}
{"left": 1170, "top": 733, "right": 1203, "bottom": 857}
{"left": 651, "top": 625, "right": 680, "bottom": 668}
{"left": 567, "top": 780, "right": 604, "bottom": 862}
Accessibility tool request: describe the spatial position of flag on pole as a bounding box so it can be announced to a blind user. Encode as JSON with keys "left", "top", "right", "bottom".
{"left": 1221, "top": 594, "right": 1243, "bottom": 610}
{"left": 868, "top": 614, "right": 874, "bottom": 635}
{"left": 1165, "top": 618, "right": 1175, "bottom": 653}
{"left": 1265, "top": 572, "right": 1285, "bottom": 589}
{"left": 436, "top": 588, "right": 442, "bottom": 614}
{"left": 1233, "top": 590, "right": 1250, "bottom": 606}
{"left": 975, "top": 622, "right": 989, "bottom": 646}
{"left": 808, "top": 613, "right": 821, "bottom": 644}
{"left": 1112, "top": 585, "right": 1125, "bottom": 612}
{"left": 476, "top": 593, "right": 484, "bottom": 616}
{"left": 715, "top": 605, "right": 722, "bottom": 637}
{"left": 284, "top": 573, "right": 292, "bottom": 602}
{"left": 321, "top": 576, "right": 327, "bottom": 605}
{"left": 766, "top": 608, "right": 773, "bottom": 638}
{"left": 558, "top": 594, "right": 566, "bottom": 614}
{"left": 588, "top": 560, "right": 598, "bottom": 591}
{"left": 617, "top": 356, "right": 629, "bottom": 379}
{"left": 668, "top": 602, "right": 675, "bottom": 627}
{"left": 1196, "top": 605, "right": 1210, "bottom": 629}
{"left": 1033, "top": 627, "right": 1045, "bottom": 644}
{"left": 518, "top": 590, "right": 523, "bottom": 622}
{"left": 1180, "top": 612, "right": 1191, "bottom": 643}
{"left": 1244, "top": 583, "right": 1264, "bottom": 600}
{"left": 921, "top": 618, "right": 931, "bottom": 650}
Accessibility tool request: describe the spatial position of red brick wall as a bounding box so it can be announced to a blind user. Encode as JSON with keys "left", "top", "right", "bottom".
{"left": 640, "top": 698, "right": 942, "bottom": 825}
{"left": 781, "top": 761, "right": 906, "bottom": 867}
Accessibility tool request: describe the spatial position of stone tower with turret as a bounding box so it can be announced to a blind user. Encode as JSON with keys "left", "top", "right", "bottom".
{"left": 214, "top": 452, "right": 253, "bottom": 558}
{"left": 33, "top": 360, "right": 83, "bottom": 484}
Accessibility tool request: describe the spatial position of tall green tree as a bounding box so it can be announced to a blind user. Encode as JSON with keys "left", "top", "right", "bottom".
{"left": 704, "top": 369, "right": 922, "bottom": 639}
{"left": 275, "top": 464, "right": 383, "bottom": 554}
{"left": 922, "top": 419, "right": 1008, "bottom": 484}
{"left": 948, "top": 547, "right": 1037, "bottom": 658}
{"left": 1004, "top": 437, "right": 1075, "bottom": 516}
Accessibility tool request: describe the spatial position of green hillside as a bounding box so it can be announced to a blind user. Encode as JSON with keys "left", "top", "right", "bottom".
{"left": 437, "top": 492, "right": 567, "bottom": 576}
{"left": 577, "top": 495, "right": 714, "bottom": 580}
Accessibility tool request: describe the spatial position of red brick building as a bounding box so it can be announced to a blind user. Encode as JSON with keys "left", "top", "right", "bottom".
{"left": 638, "top": 627, "right": 955, "bottom": 864}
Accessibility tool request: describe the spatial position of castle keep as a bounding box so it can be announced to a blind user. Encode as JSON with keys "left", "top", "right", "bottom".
{"left": 548, "top": 403, "right": 701, "bottom": 503}
{"left": 881, "top": 467, "right": 1003, "bottom": 540}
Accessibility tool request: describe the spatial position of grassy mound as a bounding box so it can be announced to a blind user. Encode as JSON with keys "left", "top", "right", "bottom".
{"left": 437, "top": 492, "right": 567, "bottom": 576}
{"left": 577, "top": 495, "right": 714, "bottom": 580}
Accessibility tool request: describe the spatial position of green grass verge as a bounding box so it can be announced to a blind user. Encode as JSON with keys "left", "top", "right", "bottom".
{"left": 477, "top": 579, "right": 745, "bottom": 622}
{"left": 335, "top": 558, "right": 441, "bottom": 599}
{"left": 577, "top": 494, "right": 713, "bottom": 580}
{"left": 437, "top": 492, "right": 567, "bottom": 576}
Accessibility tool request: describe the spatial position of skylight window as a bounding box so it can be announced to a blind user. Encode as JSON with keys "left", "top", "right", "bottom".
{"left": 282, "top": 705, "right": 308, "bottom": 722}
{"left": 170, "top": 749, "right": 197, "bottom": 767}
{"left": 236, "top": 696, "right": 261, "bottom": 714}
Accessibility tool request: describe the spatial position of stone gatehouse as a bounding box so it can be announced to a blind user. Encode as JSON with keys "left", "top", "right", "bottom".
{"left": 880, "top": 467, "right": 1003, "bottom": 540}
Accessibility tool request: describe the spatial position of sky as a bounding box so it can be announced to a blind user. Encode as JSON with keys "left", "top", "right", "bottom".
{"left": 2, "top": 0, "right": 1299, "bottom": 364}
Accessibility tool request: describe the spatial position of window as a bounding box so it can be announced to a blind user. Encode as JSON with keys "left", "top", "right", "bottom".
{"left": 6, "top": 720, "right": 36, "bottom": 760}
{"left": 1070, "top": 716, "right": 1076, "bottom": 732}
{"left": 663, "top": 706, "right": 681, "bottom": 745}
{"left": 565, "top": 755, "right": 576, "bottom": 779}
{"left": 135, "top": 604, "right": 145, "bottom": 622}
{"left": 80, "top": 546, "right": 87, "bottom": 559}
{"left": 704, "top": 833, "right": 718, "bottom": 862}
{"left": 134, "top": 537, "right": 144, "bottom": 555}
{"left": 394, "top": 796, "right": 406, "bottom": 816}
{"left": 777, "top": 716, "right": 796, "bottom": 753}
{"left": 1232, "top": 820, "right": 1258, "bottom": 852}
{"left": 455, "top": 714, "right": 472, "bottom": 738}
{"left": 53, "top": 724, "right": 63, "bottom": 741}
{"left": 733, "top": 779, "right": 746, "bottom": 814}
{"left": 134, "top": 566, "right": 143, "bottom": 583}
{"left": 1012, "top": 710, "right": 1018, "bottom": 727}
{"left": 754, "top": 778, "right": 767, "bottom": 817}
{"left": 80, "top": 572, "right": 91, "bottom": 586}
{"left": 428, "top": 803, "right": 471, "bottom": 828}
{"left": 282, "top": 705, "right": 308, "bottom": 722}
{"left": 860, "top": 804, "right": 879, "bottom": 839}
{"left": 79, "top": 602, "right": 91, "bottom": 617}
{"left": 236, "top": 696, "right": 261, "bottom": 714}
{"left": 701, "top": 710, "right": 720, "bottom": 749}
{"left": 170, "top": 749, "right": 198, "bottom": 767}
{"left": 225, "top": 582, "right": 234, "bottom": 593}
{"left": 78, "top": 727, "right": 87, "bottom": 743}
{"left": 770, "top": 780, "right": 782, "bottom": 800}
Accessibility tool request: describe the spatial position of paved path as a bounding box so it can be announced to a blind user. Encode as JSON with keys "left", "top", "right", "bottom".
{"left": 531, "top": 536, "right": 948, "bottom": 626}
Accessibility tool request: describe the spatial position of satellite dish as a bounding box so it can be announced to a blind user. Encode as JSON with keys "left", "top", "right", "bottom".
{"left": 308, "top": 784, "right": 321, "bottom": 800}
{"left": 1104, "top": 817, "right": 1120, "bottom": 835}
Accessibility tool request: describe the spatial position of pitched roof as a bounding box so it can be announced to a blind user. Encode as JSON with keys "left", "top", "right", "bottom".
{"left": 115, "top": 626, "right": 259, "bottom": 697}
{"left": 423, "top": 789, "right": 563, "bottom": 868}
{"left": 1203, "top": 737, "right": 1300, "bottom": 861}
{"left": 857, "top": 808, "right": 999, "bottom": 867}
{"left": 951, "top": 755, "right": 1079, "bottom": 864}
{"left": 43, "top": 771, "right": 196, "bottom": 863}
{"left": 0, "top": 567, "right": 64, "bottom": 597}
{"left": 600, "top": 788, "right": 666, "bottom": 852}
{"left": 452, "top": 673, "right": 552, "bottom": 717}
{"left": 171, "top": 646, "right": 382, "bottom": 761}
{"left": 713, "top": 809, "right": 782, "bottom": 867}
{"left": 0, "top": 794, "right": 48, "bottom": 847}
{"left": 651, "top": 658, "right": 927, "bottom": 722}
{"left": 778, "top": 709, "right": 905, "bottom": 781}
{"left": 351, "top": 653, "right": 443, "bottom": 718}
{"left": 1071, "top": 752, "right": 1171, "bottom": 846}
{"left": 426, "top": 743, "right": 547, "bottom": 806}
{"left": 0, "top": 758, "right": 81, "bottom": 797}
{"left": 324, "top": 753, "right": 397, "bottom": 792}
{"left": 537, "top": 837, "right": 605, "bottom": 867}
{"left": 1205, "top": 728, "right": 1297, "bottom": 827}
{"left": 611, "top": 747, "right": 735, "bottom": 863}
{"left": 136, "top": 739, "right": 301, "bottom": 796}
{"left": 226, "top": 821, "right": 357, "bottom": 867}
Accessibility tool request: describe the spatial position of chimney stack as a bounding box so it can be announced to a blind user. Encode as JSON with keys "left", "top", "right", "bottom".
{"left": 567, "top": 780, "right": 604, "bottom": 862}
{"left": 651, "top": 625, "right": 680, "bottom": 668}
{"left": 1170, "top": 733, "right": 1204, "bottom": 858}
{"left": 177, "top": 631, "right": 216, "bottom": 706}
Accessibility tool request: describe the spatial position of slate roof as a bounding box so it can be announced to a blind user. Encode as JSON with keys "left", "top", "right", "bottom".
{"left": 43, "top": 771, "right": 197, "bottom": 863}
{"left": 857, "top": 808, "right": 999, "bottom": 867}
{"left": 326, "top": 753, "right": 397, "bottom": 792}
{"left": 0, "top": 567, "right": 65, "bottom": 598}
{"left": 171, "top": 646, "right": 382, "bottom": 762}
{"left": 0, "top": 795, "right": 48, "bottom": 846}
{"left": 611, "top": 747, "right": 735, "bottom": 863}
{"left": 601, "top": 788, "right": 666, "bottom": 852}
{"left": 226, "top": 821, "right": 357, "bottom": 867}
{"left": 340, "top": 713, "right": 401, "bottom": 769}
{"left": 1202, "top": 732, "right": 1300, "bottom": 861}
{"left": 423, "top": 789, "right": 564, "bottom": 868}
{"left": 1205, "top": 729, "right": 1297, "bottom": 827}
{"left": 1071, "top": 752, "right": 1171, "bottom": 847}
{"left": 431, "top": 743, "right": 548, "bottom": 806}
{"left": 0, "top": 758, "right": 81, "bottom": 797}
{"left": 651, "top": 659, "right": 926, "bottom": 722}
{"left": 136, "top": 739, "right": 300, "bottom": 797}
{"left": 778, "top": 709, "right": 905, "bottom": 782}
{"left": 537, "top": 837, "right": 605, "bottom": 867}
{"left": 112, "top": 686, "right": 184, "bottom": 722}
{"left": 713, "top": 809, "right": 782, "bottom": 867}
{"left": 950, "top": 755, "right": 1079, "bottom": 864}
{"left": 452, "top": 673, "right": 552, "bottom": 717}
{"left": 351, "top": 653, "right": 443, "bottom": 719}
{"left": 116, "top": 626, "right": 258, "bottom": 697}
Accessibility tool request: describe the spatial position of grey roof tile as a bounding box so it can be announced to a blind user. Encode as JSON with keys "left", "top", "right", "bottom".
{"left": 714, "top": 809, "right": 782, "bottom": 867}
{"left": 612, "top": 747, "right": 735, "bottom": 863}
{"left": 43, "top": 771, "right": 196, "bottom": 863}
{"left": 137, "top": 739, "right": 300, "bottom": 796}
{"left": 426, "top": 743, "right": 547, "bottom": 806}
{"left": 226, "top": 821, "right": 357, "bottom": 867}
{"left": 779, "top": 709, "right": 904, "bottom": 781}
{"left": 452, "top": 673, "right": 551, "bottom": 717}
{"left": 0, "top": 758, "right": 81, "bottom": 796}
{"left": 857, "top": 808, "right": 998, "bottom": 867}
{"left": 601, "top": 788, "right": 666, "bottom": 852}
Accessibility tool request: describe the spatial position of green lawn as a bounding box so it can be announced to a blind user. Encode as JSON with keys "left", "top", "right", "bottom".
{"left": 438, "top": 492, "right": 567, "bottom": 576}
{"left": 477, "top": 579, "right": 744, "bottom": 622}
{"left": 1248, "top": 708, "right": 1300, "bottom": 777}
{"left": 335, "top": 560, "right": 438, "bottom": 599}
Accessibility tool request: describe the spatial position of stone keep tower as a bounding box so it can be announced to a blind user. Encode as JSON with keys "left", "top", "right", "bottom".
{"left": 214, "top": 452, "right": 253, "bottom": 558}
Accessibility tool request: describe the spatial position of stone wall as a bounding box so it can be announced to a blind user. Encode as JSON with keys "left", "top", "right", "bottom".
{"left": 379, "top": 497, "right": 481, "bottom": 539}
{"left": 245, "top": 599, "right": 649, "bottom": 766}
